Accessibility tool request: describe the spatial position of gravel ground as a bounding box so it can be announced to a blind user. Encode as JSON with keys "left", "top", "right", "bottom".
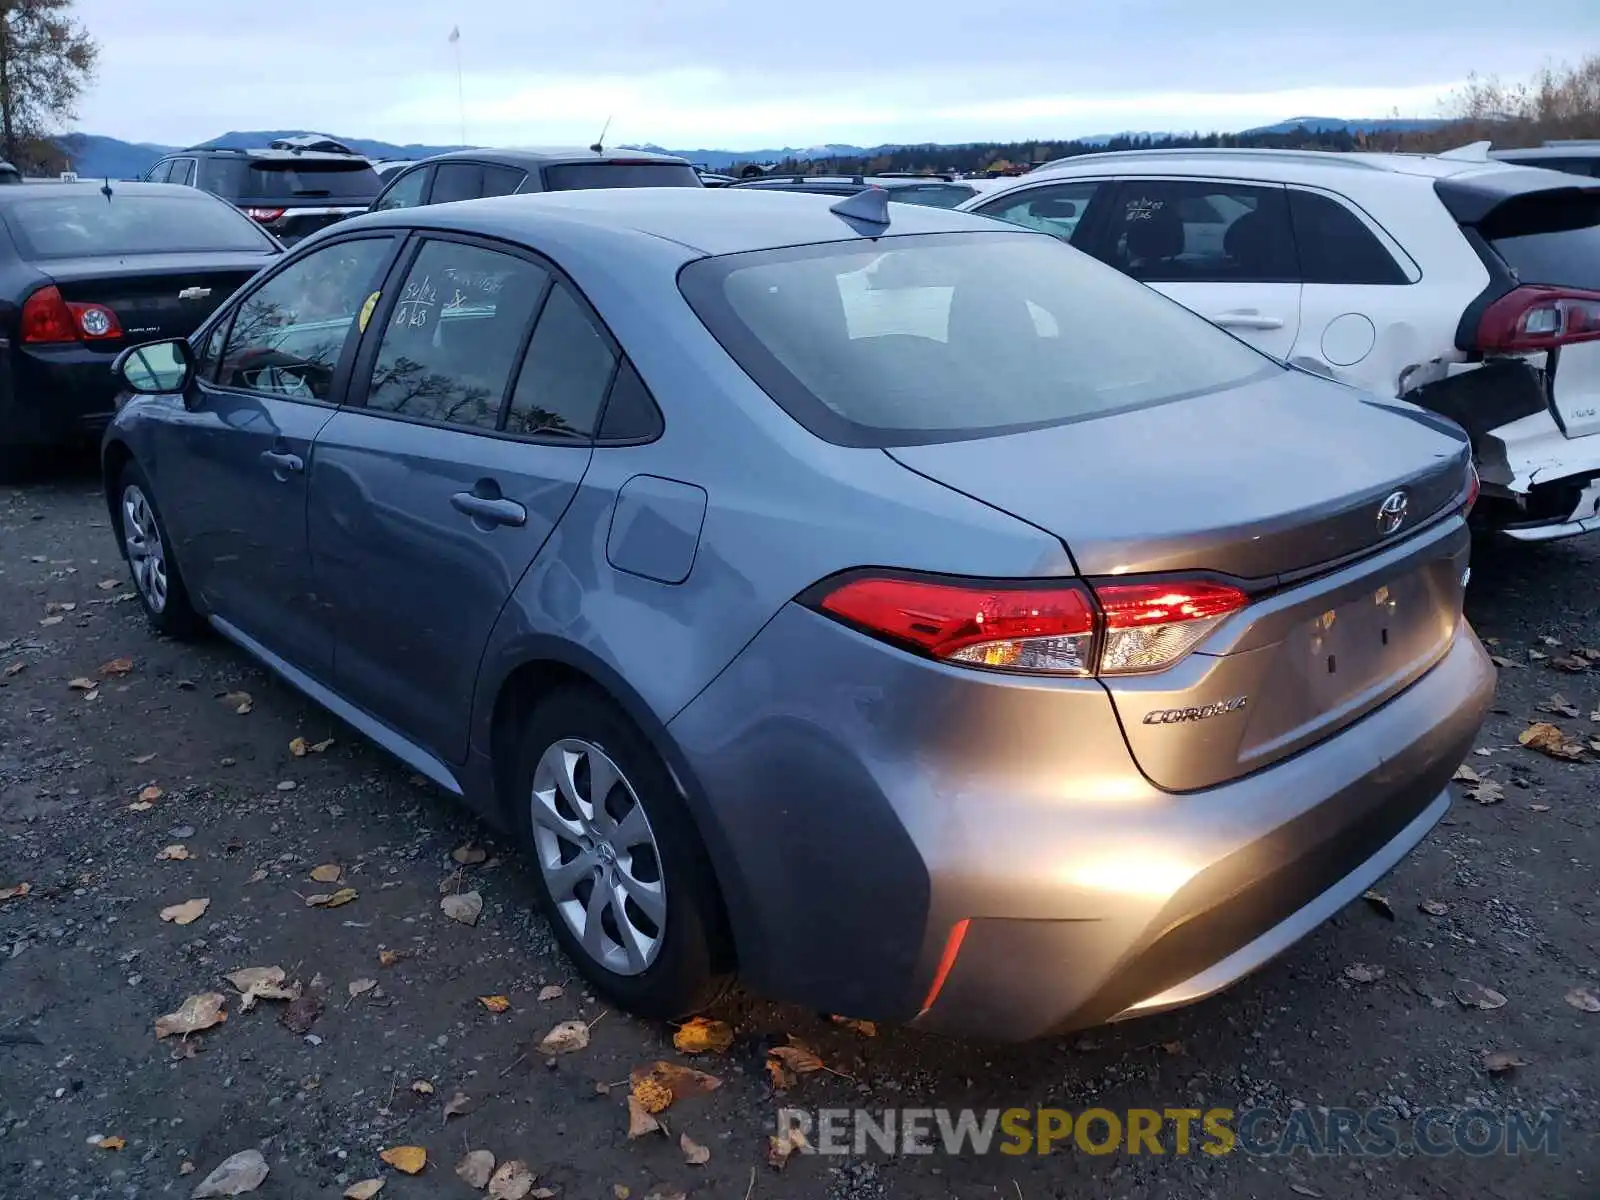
{"left": 1, "top": 466, "right": 1596, "bottom": 1200}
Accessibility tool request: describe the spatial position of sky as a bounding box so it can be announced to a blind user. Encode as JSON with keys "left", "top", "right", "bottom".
{"left": 68, "top": 1, "right": 1598, "bottom": 150}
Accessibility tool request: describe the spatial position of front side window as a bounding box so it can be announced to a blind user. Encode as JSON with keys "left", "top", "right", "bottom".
{"left": 362, "top": 240, "right": 550, "bottom": 430}
{"left": 680, "top": 231, "right": 1278, "bottom": 447}
{"left": 1106, "top": 180, "right": 1297, "bottom": 283}
{"left": 216, "top": 238, "right": 393, "bottom": 400}
{"left": 375, "top": 167, "right": 429, "bottom": 211}
{"left": 976, "top": 181, "right": 1105, "bottom": 244}
{"left": 170, "top": 158, "right": 197, "bottom": 187}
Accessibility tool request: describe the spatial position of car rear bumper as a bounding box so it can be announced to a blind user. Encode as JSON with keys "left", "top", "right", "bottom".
{"left": 667, "top": 603, "right": 1494, "bottom": 1041}
{"left": 0, "top": 345, "right": 122, "bottom": 449}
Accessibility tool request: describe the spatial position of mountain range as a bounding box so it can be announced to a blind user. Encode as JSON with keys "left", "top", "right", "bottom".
{"left": 57, "top": 116, "right": 1452, "bottom": 179}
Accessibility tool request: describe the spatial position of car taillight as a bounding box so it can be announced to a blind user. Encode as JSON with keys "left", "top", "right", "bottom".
{"left": 810, "top": 573, "right": 1248, "bottom": 676}
{"left": 67, "top": 301, "right": 122, "bottom": 340}
{"left": 20, "top": 286, "right": 78, "bottom": 344}
{"left": 244, "top": 207, "right": 286, "bottom": 223}
{"left": 1476, "top": 285, "right": 1600, "bottom": 353}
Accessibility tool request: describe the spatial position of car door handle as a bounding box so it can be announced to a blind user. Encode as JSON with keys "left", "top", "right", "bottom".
{"left": 451, "top": 492, "right": 527, "bottom": 528}
{"left": 260, "top": 449, "right": 304, "bottom": 474}
{"left": 1211, "top": 311, "right": 1285, "bottom": 331}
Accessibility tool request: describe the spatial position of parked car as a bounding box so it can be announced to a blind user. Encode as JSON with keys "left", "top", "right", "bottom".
{"left": 371, "top": 147, "right": 701, "bottom": 212}
{"left": 959, "top": 147, "right": 1600, "bottom": 540}
{"left": 730, "top": 172, "right": 984, "bottom": 208}
{"left": 101, "top": 187, "right": 1491, "bottom": 1039}
{"left": 0, "top": 161, "right": 22, "bottom": 185}
{"left": 0, "top": 181, "right": 281, "bottom": 474}
{"left": 1490, "top": 140, "right": 1600, "bottom": 178}
{"left": 141, "top": 145, "right": 382, "bottom": 244}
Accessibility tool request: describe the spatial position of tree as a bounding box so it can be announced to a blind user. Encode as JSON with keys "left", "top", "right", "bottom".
{"left": 0, "top": 0, "right": 97, "bottom": 170}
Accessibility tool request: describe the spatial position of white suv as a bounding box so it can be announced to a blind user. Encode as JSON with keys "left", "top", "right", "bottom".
{"left": 959, "top": 147, "right": 1600, "bottom": 541}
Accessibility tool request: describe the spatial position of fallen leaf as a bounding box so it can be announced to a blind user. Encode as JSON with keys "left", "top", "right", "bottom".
{"left": 1482, "top": 1050, "right": 1528, "bottom": 1074}
{"left": 444, "top": 1091, "right": 479, "bottom": 1121}
{"left": 309, "top": 863, "right": 342, "bottom": 883}
{"left": 68, "top": 676, "right": 96, "bottom": 691}
{"left": 452, "top": 843, "right": 488, "bottom": 866}
{"left": 1471, "top": 780, "right": 1506, "bottom": 806}
{"left": 245, "top": 869, "right": 268, "bottom": 884}
{"left": 378, "top": 949, "right": 402, "bottom": 968}
{"left": 289, "top": 737, "right": 309, "bottom": 757}
{"left": 4, "top": 661, "right": 26, "bottom": 676}
{"left": 221, "top": 691, "right": 253, "bottom": 715}
{"left": 1529, "top": 648, "right": 1549, "bottom": 661}
{"left": 344, "top": 1180, "right": 385, "bottom": 1199}
{"left": 97, "top": 578, "right": 119, "bottom": 591}
{"left": 191, "top": 1148, "right": 269, "bottom": 1197}
{"left": 673, "top": 1016, "right": 734, "bottom": 1054}
{"left": 643, "top": 1188, "right": 686, "bottom": 1200}
{"left": 680, "top": 1132, "right": 711, "bottom": 1165}
{"left": 98, "top": 1135, "right": 127, "bottom": 1151}
{"left": 139, "top": 785, "right": 164, "bottom": 804}
{"left": 281, "top": 993, "right": 323, "bottom": 1035}
{"left": 456, "top": 1149, "right": 495, "bottom": 1189}
{"left": 1518, "top": 722, "right": 1586, "bottom": 760}
{"left": 39, "top": 615, "right": 64, "bottom": 627}
{"left": 225, "top": 966, "right": 285, "bottom": 992}
{"left": 1530, "top": 803, "right": 1552, "bottom": 813}
{"left": 631, "top": 1073, "right": 674, "bottom": 1116}
{"left": 537, "top": 984, "right": 564, "bottom": 1002}
{"left": 379, "top": 1146, "right": 426, "bottom": 1175}
{"left": 1565, "top": 987, "right": 1600, "bottom": 1013}
{"left": 627, "top": 1095, "right": 663, "bottom": 1139}
{"left": 1540, "top": 634, "right": 1562, "bottom": 647}
{"left": 1455, "top": 980, "right": 1509, "bottom": 1010}
{"left": 539, "top": 1019, "right": 589, "bottom": 1055}
{"left": 1452, "top": 763, "right": 1480, "bottom": 783}
{"left": 767, "top": 1126, "right": 808, "bottom": 1170}
{"left": 1343, "top": 963, "right": 1384, "bottom": 984}
{"left": 479, "top": 994, "right": 511, "bottom": 1013}
{"left": 632, "top": 1060, "right": 724, "bottom": 1107}
{"left": 1288, "top": 1187, "right": 1322, "bottom": 1199}
{"left": 181, "top": 1161, "right": 195, "bottom": 1175}
{"left": 276, "top": 780, "right": 296, "bottom": 792}
{"left": 129, "top": 801, "right": 156, "bottom": 813}
{"left": 161, "top": 898, "right": 210, "bottom": 925}
{"left": 46, "top": 601, "right": 77, "bottom": 614}
{"left": 306, "top": 887, "right": 358, "bottom": 908}
{"left": 98, "top": 657, "right": 135, "bottom": 677}
{"left": 132, "top": 752, "right": 157, "bottom": 765}
{"left": 1361, "top": 890, "right": 1394, "bottom": 920}
{"left": 1551, "top": 654, "right": 1589, "bottom": 673}
{"left": 768, "top": 1043, "right": 826, "bottom": 1076}
{"left": 530, "top": 1191, "right": 556, "bottom": 1199}
{"left": 154, "top": 992, "right": 227, "bottom": 1039}
{"left": 0, "top": 882, "right": 31, "bottom": 902}
{"left": 1488, "top": 654, "right": 1523, "bottom": 669}
{"left": 1420, "top": 899, "right": 1450, "bottom": 916}
{"left": 487, "top": 1160, "right": 535, "bottom": 1200}
{"left": 348, "top": 978, "right": 377, "bottom": 1002}
{"left": 766, "top": 1056, "right": 795, "bottom": 1091}
{"left": 1540, "top": 693, "right": 1581, "bottom": 718}
{"left": 441, "top": 890, "right": 484, "bottom": 925}
{"left": 310, "top": 737, "right": 335, "bottom": 753}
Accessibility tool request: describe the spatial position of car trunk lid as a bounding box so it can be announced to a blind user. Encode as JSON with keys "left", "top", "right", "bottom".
{"left": 42, "top": 252, "right": 270, "bottom": 343}
{"left": 886, "top": 369, "right": 1473, "bottom": 789}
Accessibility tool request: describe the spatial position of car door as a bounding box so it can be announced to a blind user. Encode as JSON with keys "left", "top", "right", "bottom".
{"left": 1100, "top": 178, "right": 1301, "bottom": 359}
{"left": 161, "top": 234, "right": 402, "bottom": 676}
{"left": 308, "top": 234, "right": 614, "bottom": 763}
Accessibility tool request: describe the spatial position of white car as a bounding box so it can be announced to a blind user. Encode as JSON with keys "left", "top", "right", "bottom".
{"left": 959, "top": 146, "right": 1600, "bottom": 541}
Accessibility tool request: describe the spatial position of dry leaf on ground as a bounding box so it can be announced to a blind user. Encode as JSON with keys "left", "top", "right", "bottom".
{"left": 160, "top": 898, "right": 210, "bottom": 925}
{"left": 672, "top": 1016, "right": 733, "bottom": 1054}
{"left": 1455, "top": 980, "right": 1509, "bottom": 1010}
{"left": 379, "top": 1146, "right": 426, "bottom": 1175}
{"left": 138, "top": 785, "right": 164, "bottom": 804}
{"left": 310, "top": 737, "right": 335, "bottom": 753}
{"left": 378, "top": 949, "right": 402, "bottom": 967}
{"left": 289, "top": 737, "right": 309, "bottom": 757}
{"left": 539, "top": 1019, "right": 590, "bottom": 1054}
{"left": 767, "top": 1126, "right": 809, "bottom": 1170}
{"left": 1551, "top": 654, "right": 1589, "bottom": 673}
{"left": 1540, "top": 694, "right": 1581, "bottom": 718}
{"left": 1420, "top": 899, "right": 1450, "bottom": 916}
{"left": 1482, "top": 1050, "right": 1528, "bottom": 1073}
{"left": 452, "top": 843, "right": 488, "bottom": 865}
{"left": 221, "top": 691, "right": 253, "bottom": 715}
{"left": 1488, "top": 654, "right": 1523, "bottom": 669}
{"left": 631, "top": 1073, "right": 674, "bottom": 1116}
{"left": 443, "top": 1091, "right": 478, "bottom": 1121}
{"left": 157, "top": 845, "right": 191, "bottom": 861}
{"left": 68, "top": 676, "right": 96, "bottom": 691}
{"left": 97, "top": 1135, "right": 126, "bottom": 1151}
{"left": 305, "top": 887, "right": 358, "bottom": 908}
{"left": 768, "top": 1043, "right": 827, "bottom": 1076}
{"left": 281, "top": 993, "right": 323, "bottom": 1034}
{"left": 190, "top": 1148, "right": 269, "bottom": 1197}
{"left": 39, "top": 615, "right": 64, "bottom": 627}
{"left": 0, "top": 882, "right": 31, "bottom": 902}
{"left": 1343, "top": 963, "right": 1384, "bottom": 984}
{"left": 98, "top": 657, "right": 135, "bottom": 677}
{"left": 537, "top": 984, "right": 564, "bottom": 1002}
{"left": 154, "top": 992, "right": 227, "bottom": 1039}
{"left": 478, "top": 994, "right": 511, "bottom": 1013}
{"left": 487, "top": 1160, "right": 535, "bottom": 1200}
{"left": 680, "top": 1132, "right": 711, "bottom": 1165}
{"left": 627, "top": 1095, "right": 663, "bottom": 1139}
{"left": 4, "top": 661, "right": 27, "bottom": 677}
{"left": 1519, "top": 722, "right": 1586, "bottom": 760}
{"left": 632, "top": 1060, "right": 724, "bottom": 1108}
{"left": 309, "top": 863, "right": 341, "bottom": 883}
{"left": 344, "top": 1180, "right": 384, "bottom": 1199}
{"left": 411, "top": 1079, "right": 434, "bottom": 1095}
{"left": 1361, "top": 891, "right": 1394, "bottom": 920}
{"left": 132, "top": 752, "right": 157, "bottom": 764}
{"left": 456, "top": 1150, "right": 496, "bottom": 1189}
{"left": 1468, "top": 779, "right": 1505, "bottom": 805}
{"left": 1565, "top": 987, "right": 1600, "bottom": 1013}
{"left": 441, "top": 890, "right": 484, "bottom": 925}
{"left": 347, "top": 978, "right": 377, "bottom": 1001}
{"left": 1452, "top": 763, "right": 1480, "bottom": 783}
{"left": 225, "top": 967, "right": 299, "bottom": 1013}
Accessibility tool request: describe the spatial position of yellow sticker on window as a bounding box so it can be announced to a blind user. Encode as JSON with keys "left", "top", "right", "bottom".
{"left": 358, "top": 290, "right": 380, "bottom": 332}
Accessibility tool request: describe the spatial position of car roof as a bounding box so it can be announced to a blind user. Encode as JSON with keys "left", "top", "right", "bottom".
{"left": 0, "top": 180, "right": 213, "bottom": 203}
{"left": 351, "top": 185, "right": 1014, "bottom": 257}
{"left": 1491, "top": 145, "right": 1600, "bottom": 160}
{"left": 732, "top": 175, "right": 968, "bottom": 189}
{"left": 1017, "top": 146, "right": 1546, "bottom": 185}
{"left": 183, "top": 147, "right": 374, "bottom": 165}
{"left": 407, "top": 146, "right": 693, "bottom": 170}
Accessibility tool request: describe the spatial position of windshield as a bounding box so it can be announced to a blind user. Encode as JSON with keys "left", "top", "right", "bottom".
{"left": 543, "top": 162, "right": 702, "bottom": 191}
{"left": 680, "top": 231, "right": 1278, "bottom": 447}
{"left": 2, "top": 192, "right": 275, "bottom": 259}
{"left": 1487, "top": 194, "right": 1600, "bottom": 290}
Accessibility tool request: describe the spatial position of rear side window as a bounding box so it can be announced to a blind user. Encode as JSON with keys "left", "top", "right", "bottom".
{"left": 1288, "top": 190, "right": 1408, "bottom": 285}
{"left": 1107, "top": 180, "right": 1297, "bottom": 283}
{"left": 680, "top": 231, "right": 1278, "bottom": 447}
{"left": 481, "top": 165, "right": 526, "bottom": 197}
{"left": 430, "top": 162, "right": 484, "bottom": 205}
{"left": 1486, "top": 193, "right": 1600, "bottom": 290}
{"left": 505, "top": 282, "right": 618, "bottom": 437}
{"left": 976, "top": 180, "right": 1106, "bottom": 245}
{"left": 543, "top": 162, "right": 701, "bottom": 190}
{"left": 243, "top": 161, "right": 380, "bottom": 200}
{"left": 1, "top": 193, "right": 275, "bottom": 259}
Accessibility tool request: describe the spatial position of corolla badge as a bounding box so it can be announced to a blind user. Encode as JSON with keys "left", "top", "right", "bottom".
{"left": 1143, "top": 696, "right": 1248, "bottom": 725}
{"left": 1377, "top": 489, "right": 1410, "bottom": 536}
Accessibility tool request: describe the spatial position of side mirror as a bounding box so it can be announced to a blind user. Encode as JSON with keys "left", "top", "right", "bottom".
{"left": 113, "top": 339, "right": 194, "bottom": 395}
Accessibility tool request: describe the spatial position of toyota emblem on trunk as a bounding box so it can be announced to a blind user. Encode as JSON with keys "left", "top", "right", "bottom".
{"left": 1377, "top": 490, "right": 1409, "bottom": 535}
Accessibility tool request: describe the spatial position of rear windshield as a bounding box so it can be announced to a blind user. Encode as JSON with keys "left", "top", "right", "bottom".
{"left": 2, "top": 192, "right": 275, "bottom": 259}
{"left": 886, "top": 183, "right": 978, "bottom": 209}
{"left": 1487, "top": 193, "right": 1600, "bottom": 290}
{"left": 543, "top": 162, "right": 702, "bottom": 191}
{"left": 680, "top": 231, "right": 1278, "bottom": 447}
{"left": 201, "top": 158, "right": 380, "bottom": 201}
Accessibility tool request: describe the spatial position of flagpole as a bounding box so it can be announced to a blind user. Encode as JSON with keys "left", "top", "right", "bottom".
{"left": 452, "top": 28, "right": 466, "bottom": 145}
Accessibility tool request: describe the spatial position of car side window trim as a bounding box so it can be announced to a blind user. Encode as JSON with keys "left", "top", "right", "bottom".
{"left": 1285, "top": 184, "right": 1422, "bottom": 283}
{"left": 341, "top": 229, "right": 652, "bottom": 447}
{"left": 199, "top": 232, "right": 406, "bottom": 409}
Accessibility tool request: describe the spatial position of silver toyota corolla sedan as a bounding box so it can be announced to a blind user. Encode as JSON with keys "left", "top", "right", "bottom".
{"left": 101, "top": 187, "right": 1494, "bottom": 1040}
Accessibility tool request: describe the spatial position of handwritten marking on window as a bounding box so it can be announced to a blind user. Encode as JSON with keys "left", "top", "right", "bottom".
{"left": 1125, "top": 198, "right": 1165, "bottom": 222}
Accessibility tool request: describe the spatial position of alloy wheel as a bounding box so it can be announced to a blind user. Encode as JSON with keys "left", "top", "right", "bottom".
{"left": 530, "top": 738, "right": 666, "bottom": 976}
{"left": 122, "top": 484, "right": 168, "bottom": 614}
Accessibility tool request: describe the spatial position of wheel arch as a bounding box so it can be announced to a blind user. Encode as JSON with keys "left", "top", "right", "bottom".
{"left": 101, "top": 438, "right": 134, "bottom": 542}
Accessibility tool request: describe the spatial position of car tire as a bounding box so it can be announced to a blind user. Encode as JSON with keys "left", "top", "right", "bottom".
{"left": 513, "top": 685, "right": 733, "bottom": 1019}
{"left": 115, "top": 461, "right": 203, "bottom": 639}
